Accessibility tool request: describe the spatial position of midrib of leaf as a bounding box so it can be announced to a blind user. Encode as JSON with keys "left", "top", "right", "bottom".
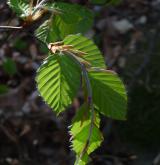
{"left": 59, "top": 59, "right": 62, "bottom": 111}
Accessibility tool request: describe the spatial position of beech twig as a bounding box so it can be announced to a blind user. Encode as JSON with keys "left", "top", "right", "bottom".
{"left": 65, "top": 51, "right": 94, "bottom": 164}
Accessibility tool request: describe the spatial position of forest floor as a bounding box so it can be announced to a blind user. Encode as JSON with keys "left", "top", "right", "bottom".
{"left": 0, "top": 0, "right": 160, "bottom": 165}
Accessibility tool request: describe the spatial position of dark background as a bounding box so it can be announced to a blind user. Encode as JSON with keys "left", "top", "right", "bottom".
{"left": 0, "top": 0, "right": 160, "bottom": 164}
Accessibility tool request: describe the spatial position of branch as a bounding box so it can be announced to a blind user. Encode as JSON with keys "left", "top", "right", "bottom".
{"left": 65, "top": 51, "right": 94, "bottom": 163}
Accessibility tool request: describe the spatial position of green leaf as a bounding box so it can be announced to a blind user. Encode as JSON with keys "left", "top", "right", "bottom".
{"left": 36, "top": 54, "right": 81, "bottom": 114}
{"left": 53, "top": 2, "right": 93, "bottom": 37}
{"left": 35, "top": 2, "right": 93, "bottom": 43}
{"left": 7, "top": 0, "right": 30, "bottom": 18}
{"left": 35, "top": 19, "right": 60, "bottom": 44}
{"left": 39, "top": 42, "right": 49, "bottom": 54}
{"left": 63, "top": 34, "right": 106, "bottom": 68}
{"left": 35, "top": 20, "right": 50, "bottom": 44}
{"left": 2, "top": 58, "right": 17, "bottom": 76}
{"left": 13, "top": 38, "right": 27, "bottom": 50}
{"left": 91, "top": 0, "right": 122, "bottom": 5}
{"left": 70, "top": 104, "right": 103, "bottom": 164}
{"left": 0, "top": 84, "right": 9, "bottom": 95}
{"left": 75, "top": 153, "right": 89, "bottom": 165}
{"left": 88, "top": 69, "right": 127, "bottom": 120}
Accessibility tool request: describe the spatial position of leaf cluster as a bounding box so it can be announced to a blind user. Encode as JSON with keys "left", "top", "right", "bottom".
{"left": 7, "top": 1, "right": 127, "bottom": 164}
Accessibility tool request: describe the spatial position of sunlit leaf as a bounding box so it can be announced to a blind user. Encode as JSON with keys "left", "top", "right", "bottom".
{"left": 36, "top": 54, "right": 81, "bottom": 114}
{"left": 7, "top": 0, "right": 30, "bottom": 18}
{"left": 70, "top": 104, "right": 103, "bottom": 164}
{"left": 63, "top": 34, "right": 106, "bottom": 68}
{"left": 74, "top": 153, "right": 89, "bottom": 165}
{"left": 89, "top": 69, "right": 127, "bottom": 120}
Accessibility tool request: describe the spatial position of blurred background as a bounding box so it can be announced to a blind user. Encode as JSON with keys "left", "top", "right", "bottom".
{"left": 0, "top": 0, "right": 160, "bottom": 164}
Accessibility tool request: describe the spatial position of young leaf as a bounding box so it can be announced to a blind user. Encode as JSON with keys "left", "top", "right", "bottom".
{"left": 36, "top": 54, "right": 81, "bottom": 114}
{"left": 75, "top": 153, "right": 89, "bottom": 165}
{"left": 35, "top": 2, "right": 93, "bottom": 43}
{"left": 70, "top": 104, "right": 103, "bottom": 164}
{"left": 88, "top": 69, "right": 127, "bottom": 120}
{"left": 35, "top": 20, "right": 51, "bottom": 44}
{"left": 63, "top": 34, "right": 106, "bottom": 68}
{"left": 52, "top": 2, "right": 93, "bottom": 37}
{"left": 35, "top": 19, "right": 60, "bottom": 44}
{"left": 7, "top": 0, "right": 30, "bottom": 18}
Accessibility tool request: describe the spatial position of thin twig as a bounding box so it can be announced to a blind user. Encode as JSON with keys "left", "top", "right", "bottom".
{"left": 0, "top": 25, "right": 23, "bottom": 29}
{"left": 78, "top": 65, "right": 95, "bottom": 162}
{"left": 29, "top": 0, "right": 34, "bottom": 14}
{"left": 65, "top": 51, "right": 94, "bottom": 164}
